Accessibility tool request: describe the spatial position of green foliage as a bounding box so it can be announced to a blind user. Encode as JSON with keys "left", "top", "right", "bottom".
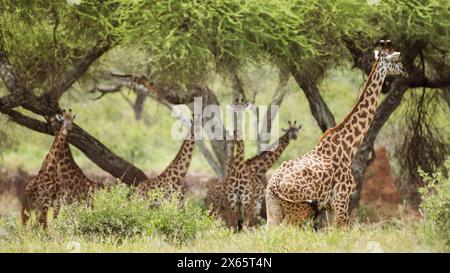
{"left": 0, "top": 0, "right": 119, "bottom": 92}
{"left": 146, "top": 194, "right": 219, "bottom": 243}
{"left": 54, "top": 184, "right": 219, "bottom": 243}
{"left": 368, "top": 0, "right": 450, "bottom": 44}
{"left": 116, "top": 0, "right": 366, "bottom": 83}
{"left": 419, "top": 159, "right": 450, "bottom": 249}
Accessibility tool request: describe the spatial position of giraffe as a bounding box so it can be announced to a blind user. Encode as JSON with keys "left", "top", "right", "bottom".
{"left": 266, "top": 40, "right": 408, "bottom": 227}
{"left": 48, "top": 112, "right": 101, "bottom": 215}
{"left": 136, "top": 117, "right": 196, "bottom": 201}
{"left": 21, "top": 109, "right": 75, "bottom": 228}
{"left": 206, "top": 121, "right": 303, "bottom": 221}
{"left": 205, "top": 139, "right": 236, "bottom": 220}
{"left": 220, "top": 97, "right": 260, "bottom": 231}
{"left": 245, "top": 121, "right": 302, "bottom": 219}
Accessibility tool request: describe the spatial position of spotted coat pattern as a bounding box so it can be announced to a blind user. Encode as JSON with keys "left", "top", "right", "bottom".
{"left": 266, "top": 46, "right": 407, "bottom": 227}
{"left": 136, "top": 127, "right": 195, "bottom": 201}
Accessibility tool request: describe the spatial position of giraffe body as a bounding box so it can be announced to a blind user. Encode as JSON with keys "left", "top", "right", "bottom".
{"left": 266, "top": 42, "right": 407, "bottom": 227}
{"left": 136, "top": 124, "right": 195, "bottom": 201}
{"left": 223, "top": 138, "right": 258, "bottom": 230}
{"left": 22, "top": 111, "right": 74, "bottom": 228}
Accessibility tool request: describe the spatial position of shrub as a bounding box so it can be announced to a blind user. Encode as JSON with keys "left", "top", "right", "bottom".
{"left": 54, "top": 184, "right": 219, "bottom": 243}
{"left": 147, "top": 195, "right": 218, "bottom": 243}
{"left": 55, "top": 184, "right": 150, "bottom": 239}
{"left": 419, "top": 159, "right": 450, "bottom": 249}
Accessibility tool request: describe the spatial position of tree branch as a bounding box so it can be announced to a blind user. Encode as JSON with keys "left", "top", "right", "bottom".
{"left": 45, "top": 41, "right": 111, "bottom": 102}
{"left": 291, "top": 69, "right": 336, "bottom": 132}
{"left": 257, "top": 70, "right": 290, "bottom": 152}
{"left": 0, "top": 107, "right": 149, "bottom": 185}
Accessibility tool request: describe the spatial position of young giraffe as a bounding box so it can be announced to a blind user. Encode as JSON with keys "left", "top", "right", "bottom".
{"left": 266, "top": 40, "right": 408, "bottom": 227}
{"left": 48, "top": 112, "right": 100, "bottom": 214}
{"left": 22, "top": 110, "right": 75, "bottom": 228}
{"left": 136, "top": 117, "right": 195, "bottom": 201}
{"left": 245, "top": 121, "right": 302, "bottom": 218}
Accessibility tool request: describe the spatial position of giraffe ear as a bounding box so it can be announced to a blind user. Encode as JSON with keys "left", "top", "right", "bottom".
{"left": 56, "top": 114, "right": 64, "bottom": 121}
{"left": 72, "top": 114, "right": 77, "bottom": 121}
{"left": 374, "top": 50, "right": 380, "bottom": 60}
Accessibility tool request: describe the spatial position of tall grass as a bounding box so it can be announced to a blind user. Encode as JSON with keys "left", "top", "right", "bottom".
{"left": 0, "top": 182, "right": 448, "bottom": 253}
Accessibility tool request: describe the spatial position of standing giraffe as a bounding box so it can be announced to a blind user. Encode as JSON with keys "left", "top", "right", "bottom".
{"left": 136, "top": 117, "right": 196, "bottom": 201}
{"left": 22, "top": 109, "right": 75, "bottom": 228}
{"left": 246, "top": 121, "right": 302, "bottom": 218}
{"left": 48, "top": 112, "right": 100, "bottom": 215}
{"left": 221, "top": 97, "right": 259, "bottom": 230}
{"left": 266, "top": 40, "right": 408, "bottom": 227}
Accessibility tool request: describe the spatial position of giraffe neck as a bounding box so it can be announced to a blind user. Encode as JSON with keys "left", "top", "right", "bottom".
{"left": 162, "top": 136, "right": 195, "bottom": 178}
{"left": 248, "top": 132, "right": 290, "bottom": 173}
{"left": 43, "top": 128, "right": 68, "bottom": 174}
{"left": 234, "top": 139, "right": 245, "bottom": 170}
{"left": 58, "top": 141, "right": 85, "bottom": 175}
{"left": 318, "top": 59, "right": 387, "bottom": 162}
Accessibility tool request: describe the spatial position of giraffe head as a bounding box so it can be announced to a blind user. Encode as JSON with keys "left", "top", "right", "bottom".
{"left": 231, "top": 94, "right": 249, "bottom": 138}
{"left": 374, "top": 40, "right": 408, "bottom": 77}
{"left": 282, "top": 120, "right": 302, "bottom": 140}
{"left": 54, "top": 109, "right": 76, "bottom": 135}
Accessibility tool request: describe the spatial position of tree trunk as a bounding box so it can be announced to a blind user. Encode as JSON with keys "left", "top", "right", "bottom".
{"left": 350, "top": 82, "right": 409, "bottom": 210}
{"left": 291, "top": 71, "right": 336, "bottom": 131}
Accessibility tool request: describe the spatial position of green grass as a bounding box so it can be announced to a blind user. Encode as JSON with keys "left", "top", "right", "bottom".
{"left": 0, "top": 216, "right": 446, "bottom": 253}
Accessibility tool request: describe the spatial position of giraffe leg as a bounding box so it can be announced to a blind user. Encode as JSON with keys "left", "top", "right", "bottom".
{"left": 226, "top": 208, "right": 239, "bottom": 231}
{"left": 224, "top": 195, "right": 239, "bottom": 231}
{"left": 331, "top": 197, "right": 350, "bottom": 227}
{"left": 331, "top": 172, "right": 356, "bottom": 228}
{"left": 242, "top": 197, "right": 256, "bottom": 229}
{"left": 21, "top": 205, "right": 30, "bottom": 226}
{"left": 265, "top": 189, "right": 283, "bottom": 227}
{"left": 39, "top": 207, "right": 49, "bottom": 229}
{"left": 53, "top": 202, "right": 61, "bottom": 220}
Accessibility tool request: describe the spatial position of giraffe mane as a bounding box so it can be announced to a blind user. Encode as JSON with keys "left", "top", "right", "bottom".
{"left": 318, "top": 57, "right": 381, "bottom": 142}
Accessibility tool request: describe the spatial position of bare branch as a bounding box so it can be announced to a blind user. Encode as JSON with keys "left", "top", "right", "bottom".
{"left": 0, "top": 108, "right": 51, "bottom": 134}
{"left": 195, "top": 139, "right": 223, "bottom": 177}
{"left": 0, "top": 106, "right": 148, "bottom": 185}
{"left": 257, "top": 70, "right": 290, "bottom": 152}
{"left": 229, "top": 70, "right": 247, "bottom": 102}
{"left": 90, "top": 84, "right": 123, "bottom": 100}
{"left": 46, "top": 41, "right": 111, "bottom": 102}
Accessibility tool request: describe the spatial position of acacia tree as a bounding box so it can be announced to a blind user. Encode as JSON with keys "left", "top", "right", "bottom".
{"left": 110, "top": 0, "right": 331, "bottom": 179}
{"left": 0, "top": 1, "right": 148, "bottom": 185}
{"left": 291, "top": 0, "right": 450, "bottom": 208}
{"left": 1, "top": 0, "right": 448, "bottom": 209}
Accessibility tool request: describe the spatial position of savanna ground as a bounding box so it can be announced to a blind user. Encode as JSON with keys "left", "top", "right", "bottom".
{"left": 1, "top": 67, "right": 448, "bottom": 253}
